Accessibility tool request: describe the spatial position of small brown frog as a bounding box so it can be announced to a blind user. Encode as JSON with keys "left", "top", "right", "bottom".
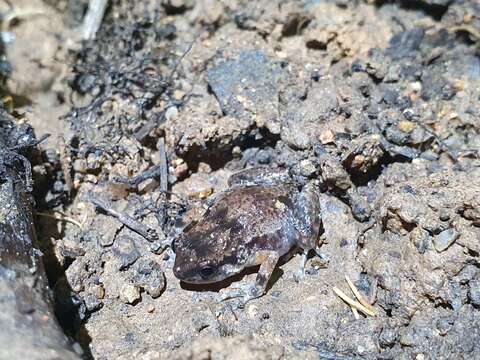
{"left": 173, "top": 167, "right": 323, "bottom": 303}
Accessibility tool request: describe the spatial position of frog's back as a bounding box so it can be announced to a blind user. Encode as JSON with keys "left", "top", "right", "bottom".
{"left": 203, "top": 184, "right": 299, "bottom": 254}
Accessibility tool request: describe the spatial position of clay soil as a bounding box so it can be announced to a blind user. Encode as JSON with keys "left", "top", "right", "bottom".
{"left": 2, "top": 0, "right": 480, "bottom": 359}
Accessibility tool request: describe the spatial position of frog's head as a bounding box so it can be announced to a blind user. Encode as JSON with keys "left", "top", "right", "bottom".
{"left": 172, "top": 221, "right": 246, "bottom": 284}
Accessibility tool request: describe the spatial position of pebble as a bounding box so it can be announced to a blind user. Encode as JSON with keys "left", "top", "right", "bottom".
{"left": 379, "top": 327, "right": 397, "bottom": 347}
{"left": 319, "top": 129, "right": 335, "bottom": 144}
{"left": 468, "top": 279, "right": 480, "bottom": 306}
{"left": 132, "top": 260, "right": 166, "bottom": 298}
{"left": 247, "top": 304, "right": 258, "bottom": 319}
{"left": 91, "top": 284, "right": 105, "bottom": 299}
{"left": 138, "top": 178, "right": 160, "bottom": 193}
{"left": 165, "top": 106, "right": 178, "bottom": 121}
{"left": 112, "top": 236, "right": 141, "bottom": 270}
{"left": 60, "top": 239, "right": 86, "bottom": 258}
{"left": 73, "top": 159, "right": 87, "bottom": 173}
{"left": 121, "top": 284, "right": 141, "bottom": 304}
{"left": 299, "top": 159, "right": 317, "bottom": 177}
{"left": 98, "top": 216, "right": 122, "bottom": 247}
{"left": 410, "top": 227, "right": 430, "bottom": 254}
{"left": 456, "top": 265, "right": 478, "bottom": 284}
{"left": 84, "top": 293, "right": 103, "bottom": 312}
{"left": 397, "top": 120, "right": 416, "bottom": 133}
{"left": 433, "top": 228, "right": 459, "bottom": 252}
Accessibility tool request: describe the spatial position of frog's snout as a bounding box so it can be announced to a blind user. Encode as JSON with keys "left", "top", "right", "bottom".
{"left": 173, "top": 260, "right": 187, "bottom": 281}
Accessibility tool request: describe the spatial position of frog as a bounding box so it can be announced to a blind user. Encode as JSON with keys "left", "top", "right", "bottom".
{"left": 172, "top": 167, "right": 323, "bottom": 304}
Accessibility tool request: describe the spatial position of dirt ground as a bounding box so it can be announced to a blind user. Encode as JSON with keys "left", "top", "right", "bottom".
{"left": 2, "top": 0, "right": 480, "bottom": 359}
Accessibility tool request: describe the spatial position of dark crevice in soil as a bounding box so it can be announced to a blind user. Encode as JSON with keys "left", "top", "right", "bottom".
{"left": 346, "top": 153, "right": 412, "bottom": 187}
{"left": 36, "top": 216, "right": 93, "bottom": 359}
{"left": 181, "top": 126, "right": 280, "bottom": 173}
{"left": 374, "top": 0, "right": 450, "bottom": 21}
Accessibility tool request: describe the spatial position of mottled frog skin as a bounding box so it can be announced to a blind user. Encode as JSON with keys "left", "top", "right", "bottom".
{"left": 173, "top": 167, "right": 322, "bottom": 303}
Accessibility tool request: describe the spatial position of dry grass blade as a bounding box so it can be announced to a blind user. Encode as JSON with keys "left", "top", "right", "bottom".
{"left": 351, "top": 307, "right": 360, "bottom": 320}
{"left": 36, "top": 211, "right": 83, "bottom": 229}
{"left": 82, "top": 0, "right": 109, "bottom": 40}
{"left": 332, "top": 287, "right": 376, "bottom": 317}
{"left": 345, "top": 275, "right": 376, "bottom": 314}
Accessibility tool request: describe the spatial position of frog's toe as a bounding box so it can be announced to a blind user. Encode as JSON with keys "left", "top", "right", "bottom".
{"left": 294, "top": 269, "right": 305, "bottom": 282}
{"left": 314, "top": 248, "right": 330, "bottom": 265}
{"left": 216, "top": 288, "right": 244, "bottom": 302}
{"left": 217, "top": 283, "right": 262, "bottom": 304}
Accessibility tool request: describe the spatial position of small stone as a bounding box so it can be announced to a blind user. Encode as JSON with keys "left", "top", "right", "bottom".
{"left": 439, "top": 209, "right": 450, "bottom": 221}
{"left": 247, "top": 304, "right": 258, "bottom": 318}
{"left": 121, "top": 284, "right": 141, "bottom": 304}
{"left": 43, "top": 148, "right": 60, "bottom": 164}
{"left": 173, "top": 89, "right": 186, "bottom": 100}
{"left": 92, "top": 284, "right": 105, "bottom": 299}
{"left": 468, "top": 279, "right": 480, "bottom": 306}
{"left": 174, "top": 162, "right": 188, "bottom": 178}
{"left": 112, "top": 236, "right": 140, "bottom": 270}
{"left": 299, "top": 159, "right": 317, "bottom": 177}
{"left": 84, "top": 293, "right": 103, "bottom": 312}
{"left": 97, "top": 215, "right": 122, "bottom": 247}
{"left": 410, "top": 227, "right": 430, "bottom": 254}
{"left": 397, "top": 120, "right": 416, "bottom": 133}
{"left": 456, "top": 265, "right": 478, "bottom": 284}
{"left": 147, "top": 304, "right": 156, "bottom": 313}
{"left": 319, "top": 129, "right": 335, "bottom": 144}
{"left": 60, "top": 239, "right": 85, "bottom": 258}
{"left": 197, "top": 162, "right": 212, "bottom": 173}
{"left": 433, "top": 228, "right": 459, "bottom": 252}
{"left": 232, "top": 146, "right": 242, "bottom": 156}
{"left": 352, "top": 154, "right": 365, "bottom": 168}
{"left": 410, "top": 81, "right": 422, "bottom": 92}
{"left": 73, "top": 159, "right": 87, "bottom": 173}
{"left": 379, "top": 327, "right": 396, "bottom": 347}
{"left": 138, "top": 178, "right": 160, "bottom": 193}
{"left": 132, "top": 260, "right": 166, "bottom": 299}
{"left": 165, "top": 106, "right": 178, "bottom": 121}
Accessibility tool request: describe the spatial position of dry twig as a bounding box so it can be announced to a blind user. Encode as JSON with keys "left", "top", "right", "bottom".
{"left": 86, "top": 194, "right": 158, "bottom": 242}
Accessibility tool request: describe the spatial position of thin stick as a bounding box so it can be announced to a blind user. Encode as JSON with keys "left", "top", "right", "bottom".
{"left": 332, "top": 287, "right": 376, "bottom": 317}
{"left": 82, "top": 0, "right": 109, "bottom": 40}
{"left": 86, "top": 194, "right": 158, "bottom": 242}
{"left": 157, "top": 137, "right": 168, "bottom": 192}
{"left": 345, "top": 275, "right": 376, "bottom": 313}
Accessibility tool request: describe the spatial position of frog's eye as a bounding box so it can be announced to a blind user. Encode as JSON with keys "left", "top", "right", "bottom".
{"left": 199, "top": 265, "right": 216, "bottom": 279}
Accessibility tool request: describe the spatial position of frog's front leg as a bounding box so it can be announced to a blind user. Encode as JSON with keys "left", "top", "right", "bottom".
{"left": 293, "top": 181, "right": 323, "bottom": 279}
{"left": 218, "top": 250, "right": 280, "bottom": 304}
